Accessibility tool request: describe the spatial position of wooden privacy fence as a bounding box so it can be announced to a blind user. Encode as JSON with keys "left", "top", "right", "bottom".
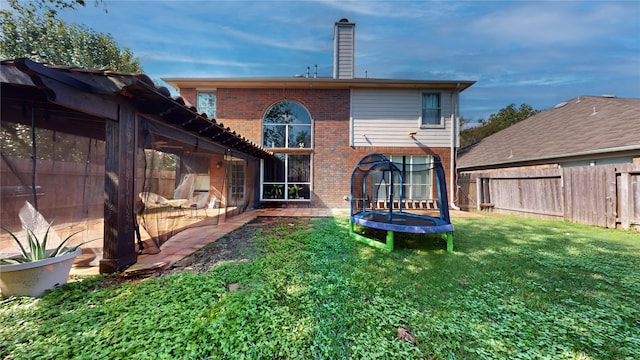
{"left": 457, "top": 163, "right": 640, "bottom": 230}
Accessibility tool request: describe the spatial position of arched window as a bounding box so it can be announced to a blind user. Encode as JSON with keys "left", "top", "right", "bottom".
{"left": 262, "top": 100, "right": 312, "bottom": 201}
{"left": 263, "top": 101, "right": 311, "bottom": 149}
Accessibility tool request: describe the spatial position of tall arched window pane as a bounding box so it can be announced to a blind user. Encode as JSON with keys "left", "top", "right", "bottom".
{"left": 263, "top": 101, "right": 311, "bottom": 149}
{"left": 262, "top": 101, "right": 312, "bottom": 201}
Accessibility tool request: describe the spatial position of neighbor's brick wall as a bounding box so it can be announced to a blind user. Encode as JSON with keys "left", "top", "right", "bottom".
{"left": 180, "top": 87, "right": 453, "bottom": 208}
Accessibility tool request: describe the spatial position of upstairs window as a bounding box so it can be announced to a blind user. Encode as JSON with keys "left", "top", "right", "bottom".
{"left": 197, "top": 92, "right": 217, "bottom": 118}
{"left": 263, "top": 100, "right": 312, "bottom": 149}
{"left": 421, "top": 92, "right": 441, "bottom": 127}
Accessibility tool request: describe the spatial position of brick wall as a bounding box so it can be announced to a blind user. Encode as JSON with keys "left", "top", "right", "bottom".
{"left": 181, "top": 87, "right": 454, "bottom": 208}
{"left": 180, "top": 88, "right": 197, "bottom": 107}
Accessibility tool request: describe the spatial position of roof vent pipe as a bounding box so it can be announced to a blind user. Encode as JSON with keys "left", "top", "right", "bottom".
{"left": 314, "top": 64, "right": 317, "bottom": 78}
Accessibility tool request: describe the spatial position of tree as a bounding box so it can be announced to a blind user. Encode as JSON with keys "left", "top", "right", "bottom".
{"left": 1, "top": 0, "right": 142, "bottom": 72}
{"left": 460, "top": 104, "right": 540, "bottom": 148}
{"left": 1, "top": 0, "right": 144, "bottom": 155}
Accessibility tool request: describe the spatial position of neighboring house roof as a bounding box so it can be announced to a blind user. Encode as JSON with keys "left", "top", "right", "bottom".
{"left": 1, "top": 59, "right": 271, "bottom": 159}
{"left": 458, "top": 95, "right": 640, "bottom": 170}
{"left": 162, "top": 77, "right": 475, "bottom": 92}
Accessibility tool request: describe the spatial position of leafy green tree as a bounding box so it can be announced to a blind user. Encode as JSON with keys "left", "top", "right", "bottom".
{"left": 1, "top": 0, "right": 142, "bottom": 159}
{"left": 460, "top": 104, "right": 540, "bottom": 148}
{"left": 1, "top": 0, "right": 142, "bottom": 72}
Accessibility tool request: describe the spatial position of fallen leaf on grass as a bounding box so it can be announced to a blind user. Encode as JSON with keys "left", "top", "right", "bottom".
{"left": 228, "top": 283, "right": 241, "bottom": 292}
{"left": 397, "top": 327, "right": 417, "bottom": 345}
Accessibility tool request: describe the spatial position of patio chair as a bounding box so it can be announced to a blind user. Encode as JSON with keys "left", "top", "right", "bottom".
{"left": 188, "top": 192, "right": 210, "bottom": 218}
{"left": 139, "top": 192, "right": 188, "bottom": 213}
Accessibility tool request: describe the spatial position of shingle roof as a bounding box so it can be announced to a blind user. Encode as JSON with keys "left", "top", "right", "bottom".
{"left": 457, "top": 96, "right": 640, "bottom": 170}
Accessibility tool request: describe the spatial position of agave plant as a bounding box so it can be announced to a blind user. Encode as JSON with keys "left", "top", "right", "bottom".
{"left": 0, "top": 223, "right": 90, "bottom": 265}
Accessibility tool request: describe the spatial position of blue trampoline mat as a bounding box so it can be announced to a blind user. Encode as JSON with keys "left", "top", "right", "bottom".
{"left": 351, "top": 211, "right": 454, "bottom": 234}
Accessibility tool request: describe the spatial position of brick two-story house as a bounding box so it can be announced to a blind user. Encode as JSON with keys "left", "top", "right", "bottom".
{"left": 164, "top": 19, "right": 475, "bottom": 209}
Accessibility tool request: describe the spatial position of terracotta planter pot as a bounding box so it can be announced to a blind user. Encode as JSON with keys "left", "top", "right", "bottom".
{"left": 0, "top": 248, "right": 81, "bottom": 297}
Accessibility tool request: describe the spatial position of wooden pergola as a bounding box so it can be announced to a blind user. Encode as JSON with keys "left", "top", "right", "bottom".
{"left": 1, "top": 58, "right": 271, "bottom": 273}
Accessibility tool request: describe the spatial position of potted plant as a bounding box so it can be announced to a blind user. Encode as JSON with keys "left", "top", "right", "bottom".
{"left": 0, "top": 223, "right": 90, "bottom": 297}
{"left": 288, "top": 184, "right": 303, "bottom": 199}
{"left": 271, "top": 184, "right": 284, "bottom": 199}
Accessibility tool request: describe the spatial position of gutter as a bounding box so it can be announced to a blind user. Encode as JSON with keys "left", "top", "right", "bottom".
{"left": 450, "top": 83, "right": 461, "bottom": 210}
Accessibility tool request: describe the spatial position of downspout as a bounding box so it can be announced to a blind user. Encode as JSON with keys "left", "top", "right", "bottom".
{"left": 449, "top": 84, "right": 461, "bottom": 210}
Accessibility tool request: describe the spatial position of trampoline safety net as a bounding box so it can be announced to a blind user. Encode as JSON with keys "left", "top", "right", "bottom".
{"left": 350, "top": 153, "right": 451, "bottom": 224}
{"left": 349, "top": 153, "right": 454, "bottom": 252}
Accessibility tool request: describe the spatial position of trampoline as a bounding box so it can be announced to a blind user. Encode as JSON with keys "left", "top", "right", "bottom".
{"left": 349, "top": 153, "right": 454, "bottom": 252}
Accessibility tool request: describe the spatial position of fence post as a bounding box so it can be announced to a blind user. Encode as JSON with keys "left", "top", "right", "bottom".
{"left": 562, "top": 167, "right": 572, "bottom": 222}
{"left": 620, "top": 172, "right": 631, "bottom": 230}
{"left": 476, "top": 176, "right": 482, "bottom": 211}
{"left": 605, "top": 167, "right": 617, "bottom": 228}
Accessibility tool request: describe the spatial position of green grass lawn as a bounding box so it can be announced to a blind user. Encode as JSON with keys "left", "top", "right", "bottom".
{"left": 1, "top": 215, "right": 639, "bottom": 359}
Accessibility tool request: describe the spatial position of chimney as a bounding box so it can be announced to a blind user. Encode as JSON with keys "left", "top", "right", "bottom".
{"left": 333, "top": 18, "right": 355, "bottom": 79}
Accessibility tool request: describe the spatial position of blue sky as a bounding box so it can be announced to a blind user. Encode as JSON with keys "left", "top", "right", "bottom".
{"left": 30, "top": 0, "right": 640, "bottom": 121}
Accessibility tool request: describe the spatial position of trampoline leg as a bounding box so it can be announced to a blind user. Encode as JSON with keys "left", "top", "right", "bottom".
{"left": 349, "top": 221, "right": 394, "bottom": 251}
{"left": 385, "top": 230, "right": 394, "bottom": 251}
{"left": 442, "top": 232, "right": 453, "bottom": 253}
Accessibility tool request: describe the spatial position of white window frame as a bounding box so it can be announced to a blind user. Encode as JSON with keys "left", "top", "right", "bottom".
{"left": 262, "top": 101, "right": 312, "bottom": 149}
{"left": 420, "top": 92, "right": 443, "bottom": 128}
{"left": 260, "top": 154, "right": 312, "bottom": 201}
{"left": 388, "top": 155, "right": 433, "bottom": 200}
{"left": 197, "top": 91, "right": 217, "bottom": 119}
{"left": 229, "top": 161, "right": 245, "bottom": 204}
{"left": 261, "top": 101, "right": 313, "bottom": 202}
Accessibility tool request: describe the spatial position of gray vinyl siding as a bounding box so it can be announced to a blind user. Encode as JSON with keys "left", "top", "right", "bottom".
{"left": 351, "top": 89, "right": 454, "bottom": 147}
{"left": 334, "top": 25, "right": 354, "bottom": 79}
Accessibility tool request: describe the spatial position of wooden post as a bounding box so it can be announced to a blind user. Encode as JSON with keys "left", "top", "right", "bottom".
{"left": 100, "top": 105, "right": 137, "bottom": 273}
{"left": 605, "top": 167, "right": 617, "bottom": 228}
{"left": 563, "top": 168, "right": 572, "bottom": 222}
{"left": 476, "top": 176, "right": 482, "bottom": 211}
{"left": 620, "top": 172, "right": 631, "bottom": 230}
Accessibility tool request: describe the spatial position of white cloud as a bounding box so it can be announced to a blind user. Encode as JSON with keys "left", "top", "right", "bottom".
{"left": 468, "top": 2, "right": 633, "bottom": 47}
{"left": 50, "top": 0, "right": 638, "bottom": 121}
{"left": 211, "top": 24, "right": 327, "bottom": 53}
{"left": 312, "top": 0, "right": 462, "bottom": 19}
{"left": 139, "top": 51, "right": 260, "bottom": 68}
